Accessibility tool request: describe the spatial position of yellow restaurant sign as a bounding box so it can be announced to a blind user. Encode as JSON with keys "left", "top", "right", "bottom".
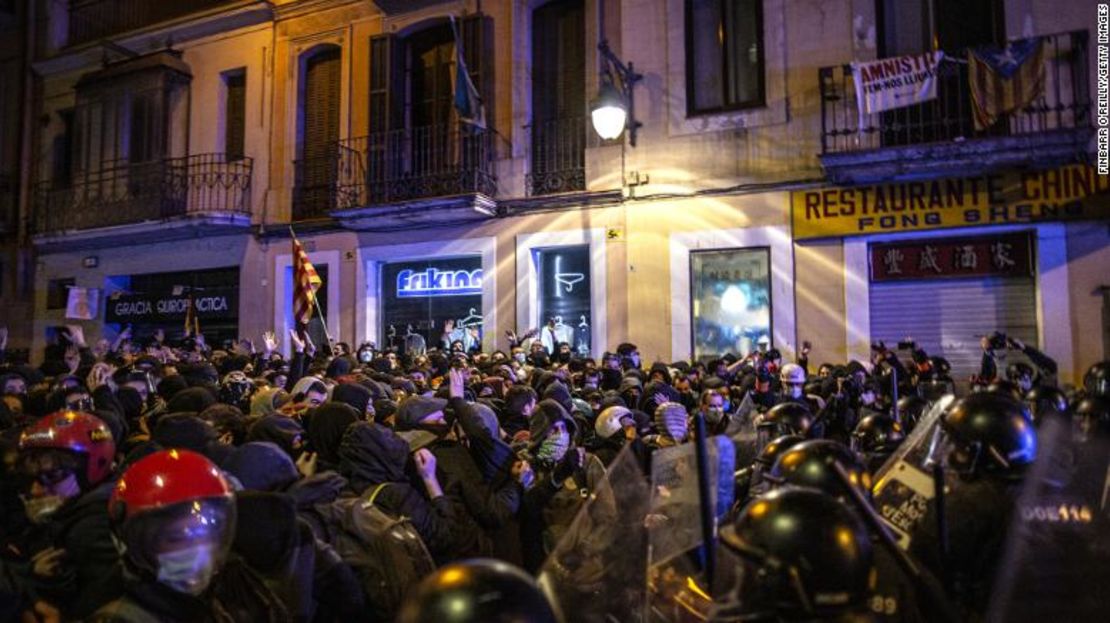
{"left": 792, "top": 164, "right": 1110, "bottom": 240}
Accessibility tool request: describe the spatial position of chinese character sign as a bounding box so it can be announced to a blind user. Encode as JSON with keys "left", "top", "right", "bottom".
{"left": 870, "top": 233, "right": 1033, "bottom": 281}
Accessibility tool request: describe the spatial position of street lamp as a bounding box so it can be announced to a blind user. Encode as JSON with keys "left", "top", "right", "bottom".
{"left": 590, "top": 40, "right": 642, "bottom": 146}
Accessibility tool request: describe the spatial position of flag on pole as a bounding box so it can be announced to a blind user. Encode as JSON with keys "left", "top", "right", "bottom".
{"left": 293, "top": 235, "right": 323, "bottom": 328}
{"left": 968, "top": 37, "right": 1045, "bottom": 131}
{"left": 183, "top": 292, "right": 200, "bottom": 337}
{"left": 450, "top": 15, "right": 486, "bottom": 129}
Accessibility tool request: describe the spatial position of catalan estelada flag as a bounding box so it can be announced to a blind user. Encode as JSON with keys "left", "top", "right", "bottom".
{"left": 968, "top": 37, "right": 1045, "bottom": 131}
{"left": 292, "top": 235, "right": 323, "bottom": 328}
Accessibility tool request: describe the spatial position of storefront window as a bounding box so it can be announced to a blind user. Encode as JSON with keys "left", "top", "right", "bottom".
{"left": 690, "top": 248, "right": 771, "bottom": 361}
{"left": 380, "top": 257, "right": 483, "bottom": 356}
{"left": 535, "top": 246, "right": 592, "bottom": 356}
{"left": 104, "top": 266, "right": 241, "bottom": 346}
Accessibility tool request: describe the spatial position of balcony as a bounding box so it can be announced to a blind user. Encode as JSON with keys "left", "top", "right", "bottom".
{"left": 67, "top": 0, "right": 237, "bottom": 47}
{"left": 293, "top": 123, "right": 498, "bottom": 228}
{"left": 818, "top": 30, "right": 1091, "bottom": 184}
{"left": 31, "top": 153, "right": 252, "bottom": 251}
{"left": 527, "top": 116, "right": 587, "bottom": 196}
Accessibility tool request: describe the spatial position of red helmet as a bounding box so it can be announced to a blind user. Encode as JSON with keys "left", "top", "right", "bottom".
{"left": 109, "top": 448, "right": 233, "bottom": 522}
{"left": 109, "top": 450, "right": 236, "bottom": 592}
{"left": 19, "top": 411, "right": 115, "bottom": 486}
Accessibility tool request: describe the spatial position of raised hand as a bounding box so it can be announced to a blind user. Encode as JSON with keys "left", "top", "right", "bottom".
{"left": 289, "top": 329, "right": 305, "bottom": 353}
{"left": 262, "top": 331, "right": 278, "bottom": 354}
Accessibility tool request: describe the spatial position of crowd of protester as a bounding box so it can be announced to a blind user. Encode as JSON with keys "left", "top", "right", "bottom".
{"left": 0, "top": 322, "right": 1106, "bottom": 622}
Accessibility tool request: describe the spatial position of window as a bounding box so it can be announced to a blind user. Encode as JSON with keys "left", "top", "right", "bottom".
{"left": 47, "top": 278, "right": 75, "bottom": 310}
{"left": 685, "top": 0, "right": 764, "bottom": 115}
{"left": 380, "top": 257, "right": 483, "bottom": 356}
{"left": 690, "top": 248, "right": 771, "bottom": 361}
{"left": 223, "top": 69, "right": 246, "bottom": 161}
{"left": 536, "top": 246, "right": 591, "bottom": 356}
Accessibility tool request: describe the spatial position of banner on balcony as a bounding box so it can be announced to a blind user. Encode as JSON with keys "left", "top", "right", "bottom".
{"left": 851, "top": 51, "right": 944, "bottom": 116}
{"left": 65, "top": 287, "right": 99, "bottom": 321}
{"left": 791, "top": 164, "right": 1110, "bottom": 240}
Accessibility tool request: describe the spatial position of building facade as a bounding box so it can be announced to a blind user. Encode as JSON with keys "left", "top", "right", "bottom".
{"left": 9, "top": 0, "right": 1109, "bottom": 386}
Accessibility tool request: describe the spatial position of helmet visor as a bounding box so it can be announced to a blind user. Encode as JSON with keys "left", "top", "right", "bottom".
{"left": 122, "top": 497, "right": 236, "bottom": 579}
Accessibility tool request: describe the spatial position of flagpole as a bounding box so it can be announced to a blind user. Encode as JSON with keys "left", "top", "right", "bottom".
{"left": 289, "top": 226, "right": 334, "bottom": 353}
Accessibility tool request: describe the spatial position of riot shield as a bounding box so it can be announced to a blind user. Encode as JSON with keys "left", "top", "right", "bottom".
{"left": 645, "top": 437, "right": 737, "bottom": 621}
{"left": 986, "top": 417, "right": 1110, "bottom": 622}
{"left": 726, "top": 393, "right": 759, "bottom": 469}
{"left": 871, "top": 395, "right": 959, "bottom": 549}
{"left": 538, "top": 446, "right": 652, "bottom": 623}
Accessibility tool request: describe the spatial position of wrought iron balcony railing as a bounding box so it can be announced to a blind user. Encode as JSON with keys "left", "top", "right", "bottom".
{"left": 32, "top": 153, "right": 252, "bottom": 234}
{"left": 291, "top": 123, "right": 497, "bottom": 221}
{"left": 819, "top": 30, "right": 1090, "bottom": 155}
{"left": 527, "top": 116, "right": 586, "bottom": 196}
{"left": 67, "top": 0, "right": 235, "bottom": 47}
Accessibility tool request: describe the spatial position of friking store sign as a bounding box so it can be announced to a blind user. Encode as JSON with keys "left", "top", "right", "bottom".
{"left": 396, "top": 268, "right": 483, "bottom": 298}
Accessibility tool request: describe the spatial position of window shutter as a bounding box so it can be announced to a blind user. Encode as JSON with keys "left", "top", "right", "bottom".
{"left": 369, "top": 34, "right": 403, "bottom": 133}
{"left": 225, "top": 72, "right": 246, "bottom": 160}
{"left": 303, "top": 48, "right": 341, "bottom": 161}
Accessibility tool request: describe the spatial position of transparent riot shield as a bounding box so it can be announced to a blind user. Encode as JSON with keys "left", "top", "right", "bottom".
{"left": 986, "top": 417, "right": 1110, "bottom": 623}
{"left": 725, "top": 393, "right": 759, "bottom": 469}
{"left": 871, "top": 394, "right": 959, "bottom": 549}
{"left": 646, "top": 437, "right": 737, "bottom": 621}
{"left": 538, "top": 446, "right": 652, "bottom": 623}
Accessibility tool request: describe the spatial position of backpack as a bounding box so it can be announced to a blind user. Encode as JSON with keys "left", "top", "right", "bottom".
{"left": 315, "top": 484, "right": 436, "bottom": 621}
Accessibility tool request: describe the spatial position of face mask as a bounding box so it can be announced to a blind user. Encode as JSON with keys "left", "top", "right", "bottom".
{"left": 23, "top": 495, "right": 66, "bottom": 524}
{"left": 514, "top": 353, "right": 527, "bottom": 364}
{"left": 705, "top": 407, "right": 725, "bottom": 425}
{"left": 157, "top": 544, "right": 219, "bottom": 596}
{"left": 630, "top": 355, "right": 641, "bottom": 368}
{"left": 536, "top": 429, "right": 570, "bottom": 463}
{"left": 787, "top": 385, "right": 804, "bottom": 400}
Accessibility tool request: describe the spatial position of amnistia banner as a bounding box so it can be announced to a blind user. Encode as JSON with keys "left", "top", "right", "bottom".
{"left": 852, "top": 51, "right": 944, "bottom": 115}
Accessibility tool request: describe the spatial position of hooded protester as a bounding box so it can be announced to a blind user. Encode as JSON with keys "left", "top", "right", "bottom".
{"left": 337, "top": 421, "right": 466, "bottom": 564}
{"left": 519, "top": 399, "right": 606, "bottom": 572}
{"left": 307, "top": 402, "right": 360, "bottom": 473}
{"left": 247, "top": 415, "right": 306, "bottom": 462}
{"left": 231, "top": 491, "right": 364, "bottom": 622}
{"left": 331, "top": 382, "right": 373, "bottom": 420}
{"left": 649, "top": 402, "right": 689, "bottom": 448}
{"left": 250, "top": 387, "right": 289, "bottom": 419}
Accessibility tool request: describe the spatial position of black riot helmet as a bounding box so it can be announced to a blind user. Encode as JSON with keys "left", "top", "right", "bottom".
{"left": 398, "top": 559, "right": 559, "bottom": 623}
{"left": 720, "top": 487, "right": 873, "bottom": 620}
{"left": 1072, "top": 396, "right": 1110, "bottom": 440}
{"left": 1005, "top": 362, "right": 1036, "bottom": 391}
{"left": 755, "top": 434, "right": 806, "bottom": 468}
{"left": 896, "top": 395, "right": 928, "bottom": 433}
{"left": 765, "top": 439, "right": 873, "bottom": 502}
{"left": 852, "top": 414, "right": 905, "bottom": 453}
{"left": 759, "top": 402, "right": 813, "bottom": 437}
{"left": 941, "top": 392, "right": 1036, "bottom": 478}
{"left": 1023, "top": 385, "right": 1068, "bottom": 426}
{"left": 756, "top": 402, "right": 814, "bottom": 454}
{"left": 851, "top": 413, "right": 906, "bottom": 474}
{"left": 1084, "top": 361, "right": 1110, "bottom": 399}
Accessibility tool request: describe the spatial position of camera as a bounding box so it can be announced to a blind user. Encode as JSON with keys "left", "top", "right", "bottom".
{"left": 897, "top": 338, "right": 917, "bottom": 351}
{"left": 870, "top": 341, "right": 887, "bottom": 353}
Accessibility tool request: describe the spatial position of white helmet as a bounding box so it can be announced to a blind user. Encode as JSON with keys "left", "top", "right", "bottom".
{"left": 780, "top": 363, "right": 806, "bottom": 385}
{"left": 595, "top": 406, "right": 632, "bottom": 440}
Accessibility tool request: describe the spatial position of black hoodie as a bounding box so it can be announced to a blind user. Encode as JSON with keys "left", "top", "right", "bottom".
{"left": 307, "top": 403, "right": 359, "bottom": 472}
{"left": 336, "top": 422, "right": 464, "bottom": 564}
